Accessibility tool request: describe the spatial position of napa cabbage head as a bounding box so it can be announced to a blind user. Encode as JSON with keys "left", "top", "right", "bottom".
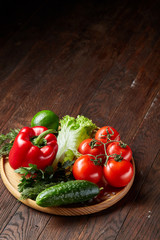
{"left": 52, "top": 115, "right": 97, "bottom": 169}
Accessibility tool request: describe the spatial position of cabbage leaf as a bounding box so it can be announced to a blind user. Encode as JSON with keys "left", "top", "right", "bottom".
{"left": 52, "top": 115, "right": 97, "bottom": 169}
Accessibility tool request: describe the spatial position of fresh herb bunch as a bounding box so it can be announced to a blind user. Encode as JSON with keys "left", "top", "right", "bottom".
{"left": 15, "top": 161, "right": 75, "bottom": 200}
{"left": 0, "top": 129, "right": 20, "bottom": 158}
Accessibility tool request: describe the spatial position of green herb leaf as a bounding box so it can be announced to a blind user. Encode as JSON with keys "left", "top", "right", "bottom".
{"left": 15, "top": 164, "right": 39, "bottom": 176}
{"left": 18, "top": 176, "right": 35, "bottom": 192}
{"left": 0, "top": 128, "right": 20, "bottom": 157}
{"left": 20, "top": 182, "right": 57, "bottom": 200}
{"left": 15, "top": 162, "right": 75, "bottom": 200}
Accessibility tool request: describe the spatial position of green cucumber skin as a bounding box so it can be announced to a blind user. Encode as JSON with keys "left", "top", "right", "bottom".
{"left": 36, "top": 180, "right": 100, "bottom": 207}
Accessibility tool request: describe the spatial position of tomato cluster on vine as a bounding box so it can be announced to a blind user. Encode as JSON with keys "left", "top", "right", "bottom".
{"left": 72, "top": 126, "right": 134, "bottom": 188}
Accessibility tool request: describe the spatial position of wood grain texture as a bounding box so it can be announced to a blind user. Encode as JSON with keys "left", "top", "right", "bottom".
{"left": 116, "top": 152, "right": 160, "bottom": 240}
{"left": 115, "top": 92, "right": 160, "bottom": 240}
{"left": 0, "top": 0, "right": 160, "bottom": 239}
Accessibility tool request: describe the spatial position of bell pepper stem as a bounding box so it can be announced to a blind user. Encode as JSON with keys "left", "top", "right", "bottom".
{"left": 33, "top": 129, "right": 57, "bottom": 146}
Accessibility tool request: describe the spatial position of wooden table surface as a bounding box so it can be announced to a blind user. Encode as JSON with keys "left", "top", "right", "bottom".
{"left": 0, "top": 0, "right": 160, "bottom": 239}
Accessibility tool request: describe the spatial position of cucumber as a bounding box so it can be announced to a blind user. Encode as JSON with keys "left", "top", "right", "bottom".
{"left": 36, "top": 180, "right": 100, "bottom": 207}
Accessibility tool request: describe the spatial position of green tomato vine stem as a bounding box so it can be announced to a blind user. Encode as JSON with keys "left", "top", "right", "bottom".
{"left": 89, "top": 136, "right": 127, "bottom": 166}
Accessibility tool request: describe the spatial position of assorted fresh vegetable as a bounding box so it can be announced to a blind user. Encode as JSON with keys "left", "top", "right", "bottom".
{"left": 9, "top": 126, "right": 58, "bottom": 170}
{"left": 72, "top": 155, "right": 103, "bottom": 184}
{"left": 107, "top": 141, "right": 132, "bottom": 162}
{"left": 15, "top": 163, "right": 74, "bottom": 200}
{"left": 0, "top": 111, "right": 134, "bottom": 207}
{"left": 78, "top": 138, "right": 105, "bottom": 159}
{"left": 103, "top": 157, "right": 134, "bottom": 187}
{"left": 52, "top": 115, "right": 97, "bottom": 169}
{"left": 72, "top": 126, "right": 134, "bottom": 188}
{"left": 95, "top": 126, "right": 120, "bottom": 143}
{"left": 31, "top": 110, "right": 59, "bottom": 131}
{"left": 36, "top": 180, "right": 100, "bottom": 207}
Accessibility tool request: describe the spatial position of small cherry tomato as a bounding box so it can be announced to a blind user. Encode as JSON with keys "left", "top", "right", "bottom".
{"left": 107, "top": 141, "right": 132, "bottom": 161}
{"left": 103, "top": 157, "right": 133, "bottom": 187}
{"left": 73, "top": 155, "right": 103, "bottom": 184}
{"left": 95, "top": 126, "right": 120, "bottom": 144}
{"left": 78, "top": 138, "right": 105, "bottom": 158}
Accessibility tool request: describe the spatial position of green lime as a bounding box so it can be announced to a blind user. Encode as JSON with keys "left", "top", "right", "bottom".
{"left": 31, "top": 110, "right": 59, "bottom": 131}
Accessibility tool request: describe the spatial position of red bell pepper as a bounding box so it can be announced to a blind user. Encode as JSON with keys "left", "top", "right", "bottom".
{"left": 9, "top": 126, "right": 58, "bottom": 170}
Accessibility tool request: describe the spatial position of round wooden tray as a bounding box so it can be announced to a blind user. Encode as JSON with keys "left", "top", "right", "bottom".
{"left": 0, "top": 157, "right": 135, "bottom": 216}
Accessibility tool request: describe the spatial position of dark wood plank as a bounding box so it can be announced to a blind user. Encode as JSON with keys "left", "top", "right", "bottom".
{"left": 79, "top": 7, "right": 160, "bottom": 130}
{"left": 0, "top": 0, "right": 44, "bottom": 48}
{"left": 2, "top": 0, "right": 159, "bottom": 132}
{"left": 0, "top": 0, "right": 160, "bottom": 239}
{"left": 1, "top": 0, "right": 139, "bottom": 132}
{"left": 108, "top": 38, "right": 160, "bottom": 142}
{"left": 116, "top": 152, "right": 160, "bottom": 240}
{"left": 116, "top": 92, "right": 160, "bottom": 240}
{"left": 0, "top": 0, "right": 76, "bottom": 88}
{"left": 0, "top": 205, "right": 51, "bottom": 239}
{"left": 0, "top": 181, "right": 21, "bottom": 233}
{"left": 0, "top": 0, "right": 133, "bottom": 234}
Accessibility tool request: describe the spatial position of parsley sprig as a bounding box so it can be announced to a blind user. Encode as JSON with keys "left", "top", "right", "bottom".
{"left": 0, "top": 129, "right": 20, "bottom": 158}
{"left": 15, "top": 162, "right": 75, "bottom": 200}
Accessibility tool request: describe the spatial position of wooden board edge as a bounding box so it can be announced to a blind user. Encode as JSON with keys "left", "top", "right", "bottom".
{"left": 0, "top": 157, "right": 135, "bottom": 216}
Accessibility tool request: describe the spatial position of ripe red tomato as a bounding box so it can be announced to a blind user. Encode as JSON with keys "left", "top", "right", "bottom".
{"left": 78, "top": 138, "right": 105, "bottom": 158}
{"left": 103, "top": 157, "right": 133, "bottom": 187}
{"left": 107, "top": 141, "right": 132, "bottom": 161}
{"left": 95, "top": 126, "right": 120, "bottom": 144}
{"left": 73, "top": 155, "right": 103, "bottom": 184}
